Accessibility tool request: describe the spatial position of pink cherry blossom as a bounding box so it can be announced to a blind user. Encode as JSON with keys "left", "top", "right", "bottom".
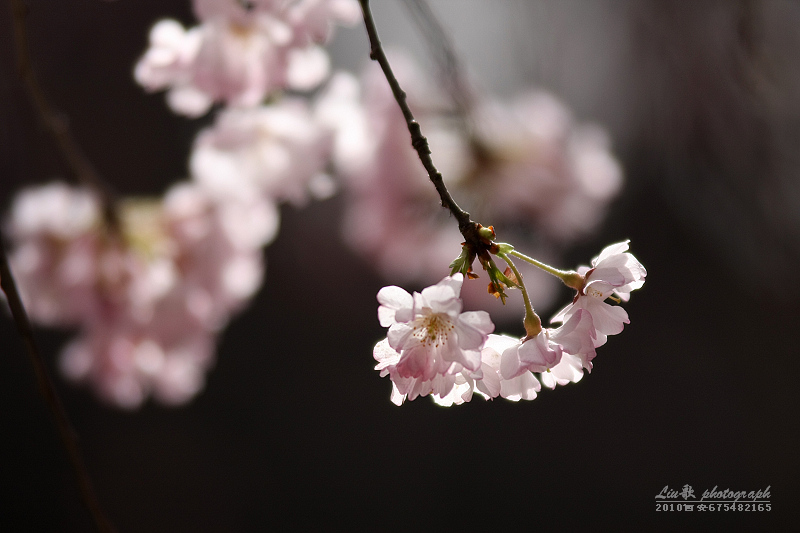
{"left": 162, "top": 182, "right": 277, "bottom": 328}
{"left": 377, "top": 274, "right": 495, "bottom": 382}
{"left": 59, "top": 300, "right": 217, "bottom": 409}
{"left": 135, "top": 0, "right": 359, "bottom": 116}
{"left": 481, "top": 334, "right": 541, "bottom": 402}
{"left": 434, "top": 333, "right": 544, "bottom": 406}
{"left": 539, "top": 352, "right": 584, "bottom": 389}
{"left": 376, "top": 331, "right": 547, "bottom": 407}
{"left": 5, "top": 183, "right": 105, "bottom": 326}
{"left": 500, "top": 308, "right": 596, "bottom": 379}
{"left": 552, "top": 240, "right": 646, "bottom": 347}
{"left": 6, "top": 182, "right": 273, "bottom": 408}
{"left": 373, "top": 338, "right": 459, "bottom": 406}
{"left": 189, "top": 100, "right": 334, "bottom": 206}
{"left": 470, "top": 93, "right": 623, "bottom": 242}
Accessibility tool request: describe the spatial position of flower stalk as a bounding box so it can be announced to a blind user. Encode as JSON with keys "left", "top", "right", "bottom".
{"left": 498, "top": 252, "right": 542, "bottom": 339}
{"left": 509, "top": 249, "right": 584, "bottom": 291}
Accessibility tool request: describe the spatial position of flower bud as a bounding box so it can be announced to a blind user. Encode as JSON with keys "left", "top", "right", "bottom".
{"left": 477, "top": 225, "right": 496, "bottom": 242}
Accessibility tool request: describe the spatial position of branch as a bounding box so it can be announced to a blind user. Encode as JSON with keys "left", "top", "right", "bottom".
{"left": 402, "top": 0, "right": 475, "bottom": 119}
{"left": 358, "top": 0, "right": 486, "bottom": 249}
{"left": 9, "top": 0, "right": 119, "bottom": 231}
{"left": 0, "top": 242, "right": 115, "bottom": 533}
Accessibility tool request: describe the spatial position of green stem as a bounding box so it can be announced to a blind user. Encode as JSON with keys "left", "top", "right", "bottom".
{"left": 509, "top": 250, "right": 570, "bottom": 278}
{"left": 509, "top": 250, "right": 583, "bottom": 290}
{"left": 498, "top": 252, "right": 541, "bottom": 338}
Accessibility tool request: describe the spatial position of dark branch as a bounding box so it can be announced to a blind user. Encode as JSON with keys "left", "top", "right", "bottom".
{"left": 0, "top": 241, "right": 115, "bottom": 533}
{"left": 10, "top": 0, "right": 119, "bottom": 232}
{"left": 358, "top": 0, "right": 485, "bottom": 249}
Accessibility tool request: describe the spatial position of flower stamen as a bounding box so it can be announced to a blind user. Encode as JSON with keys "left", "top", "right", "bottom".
{"left": 413, "top": 314, "right": 454, "bottom": 348}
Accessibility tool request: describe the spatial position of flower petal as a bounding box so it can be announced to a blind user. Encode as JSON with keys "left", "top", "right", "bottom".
{"left": 518, "top": 334, "right": 562, "bottom": 372}
{"left": 586, "top": 299, "right": 629, "bottom": 336}
{"left": 500, "top": 343, "right": 524, "bottom": 379}
{"left": 377, "top": 285, "right": 412, "bottom": 326}
{"left": 549, "top": 309, "right": 596, "bottom": 356}
{"left": 593, "top": 240, "right": 629, "bottom": 265}
{"left": 386, "top": 323, "right": 413, "bottom": 351}
{"left": 500, "top": 371, "right": 540, "bottom": 401}
{"left": 455, "top": 310, "right": 494, "bottom": 350}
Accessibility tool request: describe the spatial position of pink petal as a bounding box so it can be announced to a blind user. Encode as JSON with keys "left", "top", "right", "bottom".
{"left": 386, "top": 323, "right": 413, "bottom": 351}
{"left": 549, "top": 309, "right": 596, "bottom": 356}
{"left": 455, "top": 310, "right": 494, "bottom": 350}
{"left": 500, "top": 344, "right": 524, "bottom": 380}
{"left": 518, "top": 334, "right": 562, "bottom": 371}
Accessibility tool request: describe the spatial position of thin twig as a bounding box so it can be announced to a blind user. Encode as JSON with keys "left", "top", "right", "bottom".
{"left": 358, "top": 0, "right": 486, "bottom": 250}
{"left": 9, "top": 0, "right": 119, "bottom": 231}
{"left": 402, "top": 0, "right": 475, "bottom": 118}
{"left": 0, "top": 241, "right": 115, "bottom": 533}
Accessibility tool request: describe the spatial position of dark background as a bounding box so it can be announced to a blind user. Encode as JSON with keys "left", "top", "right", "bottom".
{"left": 1, "top": 1, "right": 797, "bottom": 531}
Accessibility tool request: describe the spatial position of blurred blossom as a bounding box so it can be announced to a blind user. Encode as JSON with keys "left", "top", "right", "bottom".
{"left": 6, "top": 182, "right": 274, "bottom": 408}
{"left": 5, "top": 183, "right": 106, "bottom": 326}
{"left": 190, "top": 99, "right": 334, "bottom": 205}
{"left": 325, "top": 54, "right": 624, "bottom": 318}
{"left": 135, "top": 0, "right": 360, "bottom": 116}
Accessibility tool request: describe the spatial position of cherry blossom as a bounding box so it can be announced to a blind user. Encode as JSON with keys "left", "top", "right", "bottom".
{"left": 189, "top": 99, "right": 334, "bottom": 206}
{"left": 552, "top": 240, "right": 646, "bottom": 347}
{"left": 481, "top": 334, "right": 541, "bottom": 402}
{"left": 59, "top": 301, "right": 217, "bottom": 409}
{"left": 434, "top": 333, "right": 544, "bottom": 406}
{"left": 6, "top": 182, "right": 273, "bottom": 408}
{"left": 539, "top": 352, "right": 584, "bottom": 389}
{"left": 373, "top": 338, "right": 460, "bottom": 406}
{"left": 135, "top": 0, "right": 359, "bottom": 116}
{"left": 500, "top": 308, "right": 596, "bottom": 379}
{"left": 377, "top": 274, "right": 494, "bottom": 384}
{"left": 5, "top": 183, "right": 106, "bottom": 326}
{"left": 376, "top": 331, "right": 547, "bottom": 406}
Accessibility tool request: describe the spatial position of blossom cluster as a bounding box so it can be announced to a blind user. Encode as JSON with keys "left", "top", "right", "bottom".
{"left": 373, "top": 241, "right": 646, "bottom": 405}
{"left": 5, "top": 0, "right": 637, "bottom": 410}
{"left": 4, "top": 0, "right": 357, "bottom": 408}
{"left": 7, "top": 182, "right": 276, "bottom": 407}
{"left": 135, "top": 0, "right": 360, "bottom": 117}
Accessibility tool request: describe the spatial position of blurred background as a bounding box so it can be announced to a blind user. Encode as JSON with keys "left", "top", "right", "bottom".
{"left": 1, "top": 0, "right": 797, "bottom": 530}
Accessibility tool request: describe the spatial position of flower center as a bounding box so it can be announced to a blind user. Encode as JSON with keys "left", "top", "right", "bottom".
{"left": 586, "top": 286, "right": 604, "bottom": 299}
{"left": 413, "top": 314, "right": 454, "bottom": 348}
